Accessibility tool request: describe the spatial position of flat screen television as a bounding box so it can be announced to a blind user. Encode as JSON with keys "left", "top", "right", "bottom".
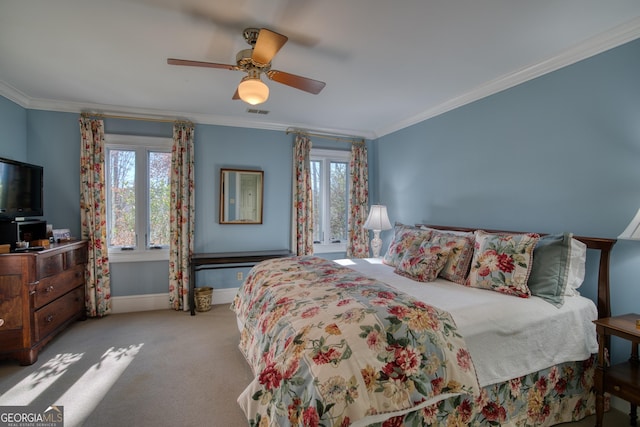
{"left": 0, "top": 157, "right": 44, "bottom": 221}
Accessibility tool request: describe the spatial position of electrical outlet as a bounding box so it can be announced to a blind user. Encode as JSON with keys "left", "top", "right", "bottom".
{"left": 236, "top": 272, "right": 243, "bottom": 281}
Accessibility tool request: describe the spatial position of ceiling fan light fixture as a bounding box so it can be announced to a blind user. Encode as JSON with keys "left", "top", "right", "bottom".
{"left": 238, "top": 76, "right": 269, "bottom": 105}
{"left": 169, "top": 28, "right": 325, "bottom": 103}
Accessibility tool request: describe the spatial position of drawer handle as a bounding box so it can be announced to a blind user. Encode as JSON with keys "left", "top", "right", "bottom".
{"left": 45, "top": 286, "right": 55, "bottom": 293}
{"left": 0, "top": 319, "right": 4, "bottom": 328}
{"left": 46, "top": 314, "right": 54, "bottom": 323}
{"left": 614, "top": 385, "right": 621, "bottom": 392}
{"left": 29, "top": 280, "right": 40, "bottom": 295}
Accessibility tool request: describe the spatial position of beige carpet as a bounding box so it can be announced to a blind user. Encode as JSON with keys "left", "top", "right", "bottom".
{"left": 0, "top": 305, "right": 629, "bottom": 426}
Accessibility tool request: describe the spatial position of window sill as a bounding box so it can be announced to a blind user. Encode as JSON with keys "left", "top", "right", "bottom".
{"left": 313, "top": 243, "right": 347, "bottom": 254}
{"left": 108, "top": 249, "right": 169, "bottom": 263}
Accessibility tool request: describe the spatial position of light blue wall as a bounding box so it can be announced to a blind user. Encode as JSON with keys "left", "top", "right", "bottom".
{"left": 110, "top": 260, "right": 169, "bottom": 296}
{"left": 376, "top": 38, "right": 640, "bottom": 364}
{"left": 0, "top": 97, "right": 27, "bottom": 161}
{"left": 26, "top": 110, "right": 82, "bottom": 235}
{"left": 377, "top": 39, "right": 640, "bottom": 233}
{"left": 194, "top": 125, "right": 292, "bottom": 253}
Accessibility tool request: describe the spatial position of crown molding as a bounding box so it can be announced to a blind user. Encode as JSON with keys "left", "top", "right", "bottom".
{"left": 374, "top": 17, "right": 640, "bottom": 138}
{"left": 0, "top": 80, "right": 30, "bottom": 108}
{"left": 0, "top": 86, "right": 374, "bottom": 139}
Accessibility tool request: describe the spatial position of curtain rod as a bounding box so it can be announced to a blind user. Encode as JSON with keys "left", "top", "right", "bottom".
{"left": 286, "top": 128, "right": 364, "bottom": 144}
{"left": 80, "top": 112, "right": 193, "bottom": 126}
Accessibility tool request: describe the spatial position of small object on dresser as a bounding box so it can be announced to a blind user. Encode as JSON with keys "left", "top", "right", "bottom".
{"left": 52, "top": 228, "right": 71, "bottom": 242}
{"left": 16, "top": 240, "right": 29, "bottom": 249}
{"left": 32, "top": 239, "right": 51, "bottom": 248}
{"left": 0, "top": 244, "right": 10, "bottom": 254}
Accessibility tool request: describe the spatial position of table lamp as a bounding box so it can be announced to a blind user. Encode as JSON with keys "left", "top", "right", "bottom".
{"left": 619, "top": 208, "right": 640, "bottom": 240}
{"left": 364, "top": 205, "right": 392, "bottom": 257}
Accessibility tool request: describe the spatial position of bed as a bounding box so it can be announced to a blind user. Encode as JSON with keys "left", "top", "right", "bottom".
{"left": 231, "top": 224, "right": 616, "bottom": 426}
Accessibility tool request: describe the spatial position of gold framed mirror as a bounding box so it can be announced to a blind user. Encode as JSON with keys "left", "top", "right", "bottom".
{"left": 219, "top": 169, "right": 264, "bottom": 224}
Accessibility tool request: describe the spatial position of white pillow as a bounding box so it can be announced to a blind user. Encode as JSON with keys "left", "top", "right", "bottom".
{"left": 565, "top": 238, "right": 587, "bottom": 296}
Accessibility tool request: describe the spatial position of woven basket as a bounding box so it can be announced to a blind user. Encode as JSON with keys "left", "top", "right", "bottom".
{"left": 194, "top": 287, "right": 213, "bottom": 312}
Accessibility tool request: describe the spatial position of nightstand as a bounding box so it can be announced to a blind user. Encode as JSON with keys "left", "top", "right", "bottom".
{"left": 594, "top": 314, "right": 640, "bottom": 427}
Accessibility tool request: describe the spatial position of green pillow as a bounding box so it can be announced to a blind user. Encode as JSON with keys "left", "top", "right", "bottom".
{"left": 528, "top": 232, "right": 572, "bottom": 307}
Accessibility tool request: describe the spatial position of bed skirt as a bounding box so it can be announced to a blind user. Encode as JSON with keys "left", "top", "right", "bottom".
{"left": 369, "top": 355, "right": 603, "bottom": 427}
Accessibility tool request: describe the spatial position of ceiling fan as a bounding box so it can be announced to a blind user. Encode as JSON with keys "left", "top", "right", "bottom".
{"left": 167, "top": 27, "right": 326, "bottom": 105}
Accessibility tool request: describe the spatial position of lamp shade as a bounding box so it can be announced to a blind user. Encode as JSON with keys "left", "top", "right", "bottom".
{"left": 364, "top": 205, "right": 392, "bottom": 231}
{"left": 238, "top": 76, "right": 269, "bottom": 105}
{"left": 619, "top": 208, "right": 640, "bottom": 240}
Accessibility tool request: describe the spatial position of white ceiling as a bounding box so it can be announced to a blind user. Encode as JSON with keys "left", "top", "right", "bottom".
{"left": 1, "top": 0, "right": 639, "bottom": 139}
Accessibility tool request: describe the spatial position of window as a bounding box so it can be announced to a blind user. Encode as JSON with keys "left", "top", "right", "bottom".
{"left": 310, "top": 148, "right": 351, "bottom": 253}
{"left": 105, "top": 134, "right": 172, "bottom": 262}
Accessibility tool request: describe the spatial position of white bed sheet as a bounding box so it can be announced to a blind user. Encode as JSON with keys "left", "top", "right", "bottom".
{"left": 335, "top": 258, "right": 598, "bottom": 387}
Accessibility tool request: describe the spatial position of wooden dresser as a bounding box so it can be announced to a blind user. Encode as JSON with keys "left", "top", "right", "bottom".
{"left": 0, "top": 240, "right": 87, "bottom": 365}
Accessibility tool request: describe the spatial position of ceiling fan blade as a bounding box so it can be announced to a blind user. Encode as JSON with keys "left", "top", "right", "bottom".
{"left": 167, "top": 58, "right": 236, "bottom": 70}
{"left": 179, "top": 3, "right": 320, "bottom": 48}
{"left": 232, "top": 89, "right": 240, "bottom": 100}
{"left": 266, "top": 70, "right": 326, "bottom": 94}
{"left": 252, "top": 29, "right": 288, "bottom": 66}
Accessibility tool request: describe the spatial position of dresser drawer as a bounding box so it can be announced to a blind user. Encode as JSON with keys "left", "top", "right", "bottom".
{"left": 0, "top": 275, "right": 24, "bottom": 329}
{"left": 34, "top": 287, "right": 84, "bottom": 342}
{"left": 36, "top": 253, "right": 65, "bottom": 279}
{"left": 0, "top": 329, "right": 24, "bottom": 353}
{"left": 33, "top": 264, "right": 85, "bottom": 309}
{"left": 605, "top": 380, "right": 640, "bottom": 404}
{"left": 65, "top": 245, "right": 88, "bottom": 268}
{"left": 605, "top": 362, "right": 640, "bottom": 405}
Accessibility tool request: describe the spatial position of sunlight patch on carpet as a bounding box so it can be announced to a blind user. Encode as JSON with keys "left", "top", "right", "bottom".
{"left": 54, "top": 344, "right": 144, "bottom": 427}
{"left": 0, "top": 352, "right": 84, "bottom": 406}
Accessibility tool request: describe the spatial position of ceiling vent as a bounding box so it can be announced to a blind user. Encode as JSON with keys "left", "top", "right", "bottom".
{"left": 246, "top": 108, "right": 270, "bottom": 115}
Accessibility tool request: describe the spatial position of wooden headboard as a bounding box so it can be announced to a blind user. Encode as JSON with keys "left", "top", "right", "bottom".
{"left": 417, "top": 224, "right": 617, "bottom": 319}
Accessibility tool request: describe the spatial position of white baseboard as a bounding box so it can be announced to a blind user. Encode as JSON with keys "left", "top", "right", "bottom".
{"left": 212, "top": 287, "right": 239, "bottom": 305}
{"left": 610, "top": 395, "right": 629, "bottom": 414}
{"left": 110, "top": 288, "right": 240, "bottom": 314}
{"left": 111, "top": 293, "right": 170, "bottom": 314}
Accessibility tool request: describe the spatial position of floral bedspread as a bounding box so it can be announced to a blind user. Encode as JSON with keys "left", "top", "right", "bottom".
{"left": 232, "top": 256, "right": 480, "bottom": 427}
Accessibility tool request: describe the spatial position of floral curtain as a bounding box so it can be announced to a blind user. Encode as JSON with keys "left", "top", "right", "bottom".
{"left": 169, "top": 123, "right": 195, "bottom": 311}
{"left": 346, "top": 141, "right": 369, "bottom": 258}
{"left": 291, "top": 135, "right": 314, "bottom": 255}
{"left": 79, "top": 117, "right": 111, "bottom": 317}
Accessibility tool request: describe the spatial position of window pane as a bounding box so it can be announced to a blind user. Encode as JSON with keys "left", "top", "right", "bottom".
{"left": 310, "top": 160, "right": 322, "bottom": 243}
{"left": 108, "top": 150, "right": 136, "bottom": 247}
{"left": 148, "top": 151, "right": 171, "bottom": 247}
{"left": 329, "top": 161, "right": 348, "bottom": 242}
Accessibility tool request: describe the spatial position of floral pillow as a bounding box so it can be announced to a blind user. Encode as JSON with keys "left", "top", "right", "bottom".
{"left": 465, "top": 230, "right": 540, "bottom": 298}
{"left": 395, "top": 240, "right": 451, "bottom": 282}
{"left": 382, "top": 223, "right": 432, "bottom": 267}
{"left": 428, "top": 231, "right": 475, "bottom": 284}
